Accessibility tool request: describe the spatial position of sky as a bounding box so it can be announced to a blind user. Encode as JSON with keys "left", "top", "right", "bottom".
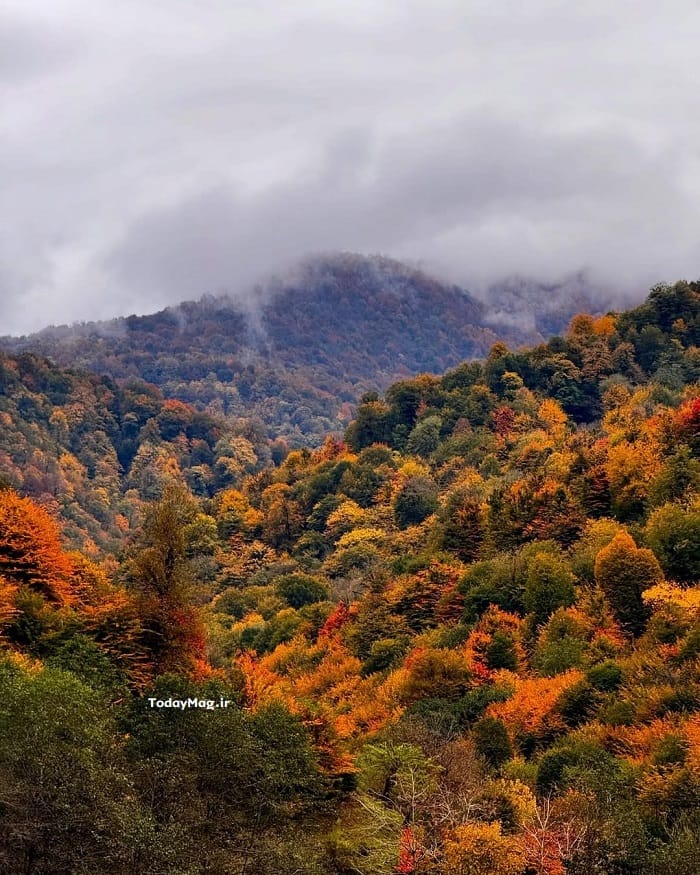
{"left": 2, "top": 0, "right": 699, "bottom": 335}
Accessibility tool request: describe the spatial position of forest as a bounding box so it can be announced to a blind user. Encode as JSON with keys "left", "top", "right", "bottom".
{"left": 0, "top": 279, "right": 699, "bottom": 874}
{"left": 0, "top": 255, "right": 554, "bottom": 446}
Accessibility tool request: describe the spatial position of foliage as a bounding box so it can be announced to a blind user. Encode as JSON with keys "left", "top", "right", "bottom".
{"left": 594, "top": 533, "right": 663, "bottom": 636}
{"left": 473, "top": 716, "right": 514, "bottom": 767}
{"left": 1, "top": 278, "right": 700, "bottom": 872}
{"left": 645, "top": 500, "right": 700, "bottom": 583}
{"left": 0, "top": 351, "right": 269, "bottom": 553}
{"left": 440, "top": 820, "right": 525, "bottom": 875}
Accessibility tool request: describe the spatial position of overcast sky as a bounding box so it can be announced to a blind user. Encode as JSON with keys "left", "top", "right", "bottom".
{"left": 2, "top": 0, "right": 699, "bottom": 335}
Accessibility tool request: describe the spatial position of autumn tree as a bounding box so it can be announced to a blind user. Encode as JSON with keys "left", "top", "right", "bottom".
{"left": 439, "top": 489, "right": 485, "bottom": 562}
{"left": 0, "top": 490, "right": 73, "bottom": 603}
{"left": 0, "top": 574, "right": 17, "bottom": 635}
{"left": 570, "top": 518, "right": 626, "bottom": 584}
{"left": 606, "top": 438, "right": 661, "bottom": 520}
{"left": 440, "top": 821, "right": 525, "bottom": 875}
{"left": 400, "top": 647, "right": 472, "bottom": 705}
{"left": 259, "top": 483, "right": 304, "bottom": 549}
{"left": 390, "top": 562, "right": 464, "bottom": 632}
{"left": 124, "top": 485, "right": 206, "bottom": 675}
{"left": 674, "top": 396, "right": 700, "bottom": 452}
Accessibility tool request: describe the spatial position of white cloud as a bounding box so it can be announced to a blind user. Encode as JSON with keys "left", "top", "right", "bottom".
{"left": 2, "top": 0, "right": 699, "bottom": 333}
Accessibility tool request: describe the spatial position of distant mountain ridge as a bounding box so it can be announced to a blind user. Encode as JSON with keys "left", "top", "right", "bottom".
{"left": 1, "top": 254, "right": 609, "bottom": 444}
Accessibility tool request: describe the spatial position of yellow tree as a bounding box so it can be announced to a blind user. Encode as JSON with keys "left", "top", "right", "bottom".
{"left": 440, "top": 821, "right": 525, "bottom": 875}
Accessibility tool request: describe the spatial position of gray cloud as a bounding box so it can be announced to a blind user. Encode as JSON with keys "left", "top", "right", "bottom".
{"left": 2, "top": 0, "right": 700, "bottom": 334}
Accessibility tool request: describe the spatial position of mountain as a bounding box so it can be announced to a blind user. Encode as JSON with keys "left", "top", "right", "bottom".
{"left": 1, "top": 280, "right": 699, "bottom": 873}
{"left": 1, "top": 254, "right": 600, "bottom": 445}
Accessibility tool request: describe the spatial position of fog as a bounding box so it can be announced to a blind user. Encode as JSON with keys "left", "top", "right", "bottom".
{"left": 2, "top": 0, "right": 699, "bottom": 334}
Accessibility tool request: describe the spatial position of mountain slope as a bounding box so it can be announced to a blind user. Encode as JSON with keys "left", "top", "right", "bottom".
{"left": 1, "top": 254, "right": 547, "bottom": 444}
{"left": 1, "top": 281, "right": 699, "bottom": 874}
{"left": 0, "top": 352, "right": 270, "bottom": 551}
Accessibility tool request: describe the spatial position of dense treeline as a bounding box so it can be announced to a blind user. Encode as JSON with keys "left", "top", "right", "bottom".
{"left": 0, "top": 280, "right": 699, "bottom": 873}
{"left": 1, "top": 255, "right": 525, "bottom": 445}
{"left": 0, "top": 351, "right": 272, "bottom": 552}
{"left": 345, "top": 279, "right": 700, "bottom": 448}
{"left": 0, "top": 485, "right": 332, "bottom": 874}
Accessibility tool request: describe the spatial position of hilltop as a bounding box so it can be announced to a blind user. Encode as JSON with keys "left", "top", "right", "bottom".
{"left": 1, "top": 254, "right": 608, "bottom": 445}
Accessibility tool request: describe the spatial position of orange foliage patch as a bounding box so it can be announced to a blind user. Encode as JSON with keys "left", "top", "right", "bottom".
{"left": 487, "top": 671, "right": 584, "bottom": 740}
{"left": 0, "top": 490, "right": 74, "bottom": 603}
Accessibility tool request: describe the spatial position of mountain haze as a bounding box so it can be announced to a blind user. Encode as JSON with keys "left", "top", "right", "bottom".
{"left": 1, "top": 254, "right": 608, "bottom": 444}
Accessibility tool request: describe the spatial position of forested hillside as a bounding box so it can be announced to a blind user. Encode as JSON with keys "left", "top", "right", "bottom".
{"left": 1, "top": 255, "right": 572, "bottom": 445}
{"left": 0, "top": 280, "right": 699, "bottom": 874}
{"left": 0, "top": 352, "right": 272, "bottom": 552}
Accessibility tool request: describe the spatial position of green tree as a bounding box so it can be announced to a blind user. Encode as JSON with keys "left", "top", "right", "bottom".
{"left": 0, "top": 659, "right": 135, "bottom": 874}
{"left": 345, "top": 398, "right": 392, "bottom": 450}
{"left": 406, "top": 415, "right": 442, "bottom": 457}
{"left": 275, "top": 573, "right": 330, "bottom": 608}
{"left": 393, "top": 476, "right": 439, "bottom": 528}
{"left": 485, "top": 630, "right": 520, "bottom": 671}
{"left": 650, "top": 447, "right": 700, "bottom": 504}
{"left": 594, "top": 532, "right": 663, "bottom": 636}
{"left": 645, "top": 501, "right": 700, "bottom": 584}
{"left": 472, "top": 716, "right": 513, "bottom": 767}
{"left": 524, "top": 551, "right": 576, "bottom": 628}
{"left": 356, "top": 741, "right": 438, "bottom": 819}
{"left": 123, "top": 677, "right": 322, "bottom": 873}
